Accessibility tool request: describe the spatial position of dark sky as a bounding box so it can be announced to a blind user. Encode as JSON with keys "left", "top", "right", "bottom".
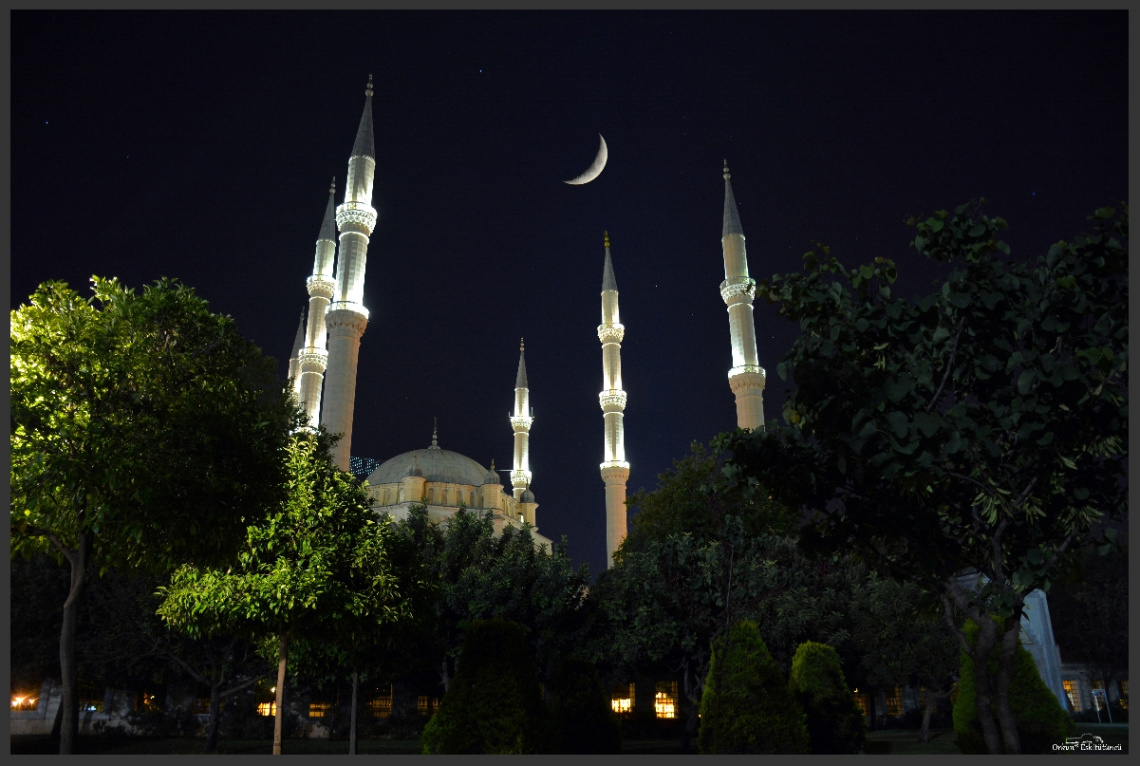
{"left": 10, "top": 11, "right": 1128, "bottom": 578}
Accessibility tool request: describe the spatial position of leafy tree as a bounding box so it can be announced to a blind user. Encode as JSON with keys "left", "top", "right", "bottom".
{"left": 954, "top": 618, "right": 1074, "bottom": 753}
{"left": 158, "top": 433, "right": 407, "bottom": 755}
{"left": 10, "top": 277, "right": 298, "bottom": 753}
{"left": 698, "top": 620, "right": 808, "bottom": 754}
{"left": 789, "top": 641, "right": 865, "bottom": 754}
{"left": 421, "top": 619, "right": 553, "bottom": 754}
{"left": 392, "top": 506, "right": 590, "bottom": 695}
{"left": 718, "top": 202, "right": 1127, "bottom": 752}
{"left": 549, "top": 657, "right": 622, "bottom": 754}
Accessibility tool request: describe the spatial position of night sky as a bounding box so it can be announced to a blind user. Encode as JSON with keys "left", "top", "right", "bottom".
{"left": 10, "top": 11, "right": 1128, "bottom": 578}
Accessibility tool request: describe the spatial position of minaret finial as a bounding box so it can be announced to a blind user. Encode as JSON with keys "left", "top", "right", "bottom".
{"left": 431, "top": 417, "right": 439, "bottom": 448}
{"left": 604, "top": 230, "right": 610, "bottom": 248}
{"left": 329, "top": 176, "right": 336, "bottom": 195}
{"left": 723, "top": 159, "right": 730, "bottom": 181}
{"left": 520, "top": 337, "right": 525, "bottom": 352}
{"left": 365, "top": 74, "right": 374, "bottom": 98}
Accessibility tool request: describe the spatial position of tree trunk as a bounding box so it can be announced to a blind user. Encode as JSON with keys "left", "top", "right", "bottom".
{"left": 204, "top": 682, "right": 223, "bottom": 753}
{"left": 273, "top": 631, "right": 290, "bottom": 755}
{"left": 993, "top": 620, "right": 1021, "bottom": 754}
{"left": 58, "top": 531, "right": 91, "bottom": 755}
{"left": 439, "top": 657, "right": 450, "bottom": 696}
{"left": 348, "top": 669, "right": 358, "bottom": 755}
{"left": 919, "top": 697, "right": 932, "bottom": 743}
{"left": 969, "top": 617, "right": 1002, "bottom": 755}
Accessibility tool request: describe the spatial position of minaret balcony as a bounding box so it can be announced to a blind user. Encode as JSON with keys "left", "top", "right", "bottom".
{"left": 335, "top": 202, "right": 377, "bottom": 234}
{"left": 510, "top": 469, "right": 532, "bottom": 486}
{"left": 599, "top": 390, "right": 628, "bottom": 412}
{"left": 510, "top": 415, "right": 534, "bottom": 430}
{"left": 600, "top": 461, "right": 631, "bottom": 477}
{"left": 298, "top": 349, "right": 329, "bottom": 369}
{"left": 729, "top": 366, "right": 767, "bottom": 385}
{"left": 326, "top": 301, "right": 370, "bottom": 321}
{"left": 597, "top": 323, "right": 626, "bottom": 343}
{"left": 306, "top": 276, "right": 336, "bottom": 299}
{"left": 720, "top": 276, "right": 757, "bottom": 304}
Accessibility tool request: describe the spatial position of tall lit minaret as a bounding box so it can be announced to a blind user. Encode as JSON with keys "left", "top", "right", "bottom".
{"left": 296, "top": 178, "right": 339, "bottom": 429}
{"left": 598, "top": 231, "right": 630, "bottom": 567}
{"left": 288, "top": 307, "right": 306, "bottom": 398}
{"left": 322, "top": 76, "right": 378, "bottom": 470}
{"left": 509, "top": 339, "right": 533, "bottom": 501}
{"left": 720, "top": 161, "right": 766, "bottom": 430}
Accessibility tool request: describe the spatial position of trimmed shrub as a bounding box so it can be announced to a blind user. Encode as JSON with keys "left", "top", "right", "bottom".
{"left": 420, "top": 619, "right": 553, "bottom": 754}
{"left": 549, "top": 657, "right": 622, "bottom": 753}
{"left": 698, "top": 621, "right": 809, "bottom": 754}
{"left": 789, "top": 640, "right": 866, "bottom": 754}
{"left": 953, "top": 618, "right": 1074, "bottom": 753}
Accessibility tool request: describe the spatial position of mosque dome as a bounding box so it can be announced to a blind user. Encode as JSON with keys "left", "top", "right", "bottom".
{"left": 521, "top": 488, "right": 536, "bottom": 503}
{"left": 367, "top": 448, "right": 488, "bottom": 486}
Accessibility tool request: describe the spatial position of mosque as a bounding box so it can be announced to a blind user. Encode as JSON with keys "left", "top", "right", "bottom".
{"left": 284, "top": 76, "right": 768, "bottom": 566}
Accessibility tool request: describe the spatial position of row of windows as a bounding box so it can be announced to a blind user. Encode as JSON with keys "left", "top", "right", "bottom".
{"left": 610, "top": 682, "right": 679, "bottom": 719}
{"left": 1063, "top": 678, "right": 1129, "bottom": 713}
{"left": 255, "top": 688, "right": 440, "bottom": 719}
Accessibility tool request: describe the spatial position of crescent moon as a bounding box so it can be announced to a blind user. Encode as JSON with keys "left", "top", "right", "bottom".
{"left": 564, "top": 133, "right": 608, "bottom": 185}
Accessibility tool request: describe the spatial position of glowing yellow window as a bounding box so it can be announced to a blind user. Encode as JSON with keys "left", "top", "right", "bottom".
{"left": 417, "top": 695, "right": 438, "bottom": 716}
{"left": 852, "top": 689, "right": 870, "bottom": 716}
{"left": 11, "top": 694, "right": 39, "bottom": 711}
{"left": 1063, "top": 680, "right": 1082, "bottom": 712}
{"left": 885, "top": 686, "right": 903, "bottom": 716}
{"left": 309, "top": 702, "right": 332, "bottom": 718}
{"left": 655, "top": 681, "right": 678, "bottom": 719}
{"left": 369, "top": 686, "right": 393, "bottom": 718}
{"left": 611, "top": 682, "right": 634, "bottom": 715}
{"left": 257, "top": 701, "right": 276, "bottom": 717}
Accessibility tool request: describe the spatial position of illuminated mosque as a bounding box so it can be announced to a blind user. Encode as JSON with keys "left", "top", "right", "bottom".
{"left": 286, "top": 76, "right": 767, "bottom": 566}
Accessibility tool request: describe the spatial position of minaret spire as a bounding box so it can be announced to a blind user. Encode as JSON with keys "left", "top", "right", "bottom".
{"left": 288, "top": 307, "right": 306, "bottom": 398}
{"left": 510, "top": 338, "right": 534, "bottom": 501}
{"left": 719, "top": 161, "right": 766, "bottom": 430}
{"left": 297, "top": 178, "right": 338, "bottom": 429}
{"left": 322, "top": 76, "right": 379, "bottom": 470}
{"left": 598, "top": 231, "right": 630, "bottom": 567}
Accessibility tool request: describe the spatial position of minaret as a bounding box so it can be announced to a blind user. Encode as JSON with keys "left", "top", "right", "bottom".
{"left": 288, "top": 307, "right": 306, "bottom": 399}
{"left": 509, "top": 339, "right": 533, "bottom": 501}
{"left": 297, "top": 178, "right": 339, "bottom": 429}
{"left": 321, "top": 76, "right": 378, "bottom": 470}
{"left": 598, "top": 231, "right": 630, "bottom": 567}
{"left": 720, "top": 161, "right": 766, "bottom": 430}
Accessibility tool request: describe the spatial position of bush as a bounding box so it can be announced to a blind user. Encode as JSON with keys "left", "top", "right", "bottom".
{"left": 953, "top": 618, "right": 1074, "bottom": 753}
{"left": 789, "top": 641, "right": 866, "bottom": 753}
{"left": 549, "top": 657, "right": 621, "bottom": 753}
{"left": 698, "top": 621, "right": 809, "bottom": 754}
{"left": 420, "top": 620, "right": 554, "bottom": 754}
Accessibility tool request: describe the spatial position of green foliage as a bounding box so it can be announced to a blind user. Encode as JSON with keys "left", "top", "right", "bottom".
{"left": 549, "top": 657, "right": 622, "bottom": 754}
{"left": 10, "top": 276, "right": 298, "bottom": 572}
{"left": 717, "top": 202, "right": 1127, "bottom": 751}
{"left": 789, "top": 641, "right": 865, "bottom": 754}
{"left": 421, "top": 619, "right": 553, "bottom": 754}
{"left": 698, "top": 621, "right": 808, "bottom": 754}
{"left": 953, "top": 619, "right": 1074, "bottom": 754}
{"left": 394, "top": 506, "right": 590, "bottom": 688}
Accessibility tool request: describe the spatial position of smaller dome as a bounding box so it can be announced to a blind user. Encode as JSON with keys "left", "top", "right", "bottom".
{"left": 521, "top": 488, "right": 535, "bottom": 503}
{"left": 484, "top": 458, "right": 500, "bottom": 485}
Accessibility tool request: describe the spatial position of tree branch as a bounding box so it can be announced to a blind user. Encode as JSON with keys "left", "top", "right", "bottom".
{"left": 926, "top": 317, "right": 965, "bottom": 414}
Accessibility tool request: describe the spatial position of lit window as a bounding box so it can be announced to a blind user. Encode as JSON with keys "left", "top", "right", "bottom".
{"left": 852, "top": 689, "right": 870, "bottom": 716}
{"left": 417, "top": 696, "right": 438, "bottom": 716}
{"left": 369, "top": 687, "right": 393, "bottom": 718}
{"left": 1063, "top": 680, "right": 1082, "bottom": 712}
{"left": 655, "top": 681, "right": 678, "bottom": 719}
{"left": 309, "top": 702, "right": 332, "bottom": 718}
{"left": 136, "top": 692, "right": 162, "bottom": 713}
{"left": 257, "top": 702, "right": 276, "bottom": 717}
{"left": 611, "top": 682, "right": 634, "bottom": 716}
{"left": 885, "top": 686, "right": 903, "bottom": 716}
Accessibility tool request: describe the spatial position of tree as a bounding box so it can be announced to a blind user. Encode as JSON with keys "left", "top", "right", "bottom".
{"left": 954, "top": 618, "right": 1074, "bottom": 753}
{"left": 421, "top": 619, "right": 553, "bottom": 754}
{"left": 10, "top": 277, "right": 298, "bottom": 754}
{"left": 718, "top": 201, "right": 1127, "bottom": 753}
{"left": 698, "top": 620, "right": 808, "bottom": 754}
{"left": 789, "top": 641, "right": 865, "bottom": 754}
{"left": 391, "top": 506, "right": 590, "bottom": 696}
{"left": 549, "top": 657, "right": 622, "bottom": 754}
{"left": 158, "top": 433, "right": 407, "bottom": 755}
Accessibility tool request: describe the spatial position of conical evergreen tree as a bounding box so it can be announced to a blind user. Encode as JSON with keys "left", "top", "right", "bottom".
{"left": 789, "top": 640, "right": 866, "bottom": 753}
